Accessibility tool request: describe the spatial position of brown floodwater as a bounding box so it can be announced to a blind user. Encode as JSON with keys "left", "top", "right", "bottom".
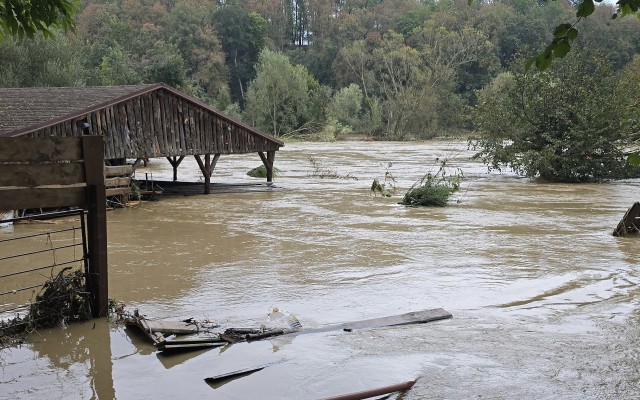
{"left": 1, "top": 141, "right": 639, "bottom": 399}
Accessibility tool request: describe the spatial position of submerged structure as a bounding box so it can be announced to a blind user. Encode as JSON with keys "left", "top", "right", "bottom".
{"left": 0, "top": 84, "right": 283, "bottom": 193}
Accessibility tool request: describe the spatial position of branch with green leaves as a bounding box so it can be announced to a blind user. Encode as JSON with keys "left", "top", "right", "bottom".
{"left": 530, "top": 0, "right": 639, "bottom": 70}
{"left": 0, "top": 0, "right": 78, "bottom": 40}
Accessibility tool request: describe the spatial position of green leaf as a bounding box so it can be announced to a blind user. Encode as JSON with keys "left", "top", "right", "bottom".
{"left": 525, "top": 57, "right": 535, "bottom": 72}
{"left": 535, "top": 53, "right": 553, "bottom": 71}
{"left": 553, "top": 23, "right": 572, "bottom": 37}
{"left": 552, "top": 41, "right": 571, "bottom": 58}
{"left": 566, "top": 27, "right": 579, "bottom": 40}
{"left": 628, "top": 152, "right": 640, "bottom": 166}
{"left": 577, "top": 0, "right": 595, "bottom": 17}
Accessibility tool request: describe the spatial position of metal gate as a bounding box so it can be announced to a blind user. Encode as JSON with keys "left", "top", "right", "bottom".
{"left": 0, "top": 210, "right": 89, "bottom": 331}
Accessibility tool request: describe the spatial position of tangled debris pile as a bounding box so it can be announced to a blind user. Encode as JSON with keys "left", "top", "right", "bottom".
{"left": 0, "top": 267, "right": 91, "bottom": 347}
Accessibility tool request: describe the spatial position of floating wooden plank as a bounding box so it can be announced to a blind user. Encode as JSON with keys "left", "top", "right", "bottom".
{"left": 318, "top": 379, "right": 417, "bottom": 400}
{"left": 204, "top": 361, "right": 284, "bottom": 385}
{"left": 613, "top": 202, "right": 640, "bottom": 237}
{"left": 224, "top": 309, "right": 452, "bottom": 345}
{"left": 158, "top": 338, "right": 227, "bottom": 352}
{"left": 142, "top": 319, "right": 201, "bottom": 334}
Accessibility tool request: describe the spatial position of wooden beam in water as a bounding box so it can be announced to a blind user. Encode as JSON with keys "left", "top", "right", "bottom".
{"left": 613, "top": 202, "right": 640, "bottom": 237}
{"left": 299, "top": 308, "right": 452, "bottom": 336}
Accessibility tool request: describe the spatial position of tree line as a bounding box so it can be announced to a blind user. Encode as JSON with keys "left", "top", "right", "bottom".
{"left": 1, "top": 0, "right": 639, "bottom": 181}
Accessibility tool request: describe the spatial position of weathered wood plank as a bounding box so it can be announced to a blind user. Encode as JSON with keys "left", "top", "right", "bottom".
{"left": 0, "top": 163, "right": 85, "bottom": 187}
{"left": 105, "top": 177, "right": 131, "bottom": 187}
{"left": 303, "top": 308, "right": 452, "bottom": 335}
{"left": 0, "top": 137, "right": 83, "bottom": 162}
{"left": 109, "top": 106, "right": 121, "bottom": 159}
{"left": 153, "top": 93, "right": 165, "bottom": 155}
{"left": 613, "top": 202, "right": 640, "bottom": 237}
{"left": 105, "top": 187, "right": 132, "bottom": 196}
{"left": 0, "top": 187, "right": 87, "bottom": 209}
{"left": 125, "top": 100, "right": 140, "bottom": 157}
{"left": 172, "top": 94, "right": 181, "bottom": 153}
{"left": 178, "top": 99, "right": 186, "bottom": 154}
{"left": 105, "top": 165, "right": 133, "bottom": 177}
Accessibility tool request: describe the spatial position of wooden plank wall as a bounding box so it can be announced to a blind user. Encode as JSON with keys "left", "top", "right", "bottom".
{"left": 27, "top": 89, "right": 281, "bottom": 160}
{"left": 0, "top": 137, "right": 88, "bottom": 210}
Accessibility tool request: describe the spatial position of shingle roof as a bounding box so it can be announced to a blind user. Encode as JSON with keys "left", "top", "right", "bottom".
{"left": 0, "top": 85, "right": 153, "bottom": 134}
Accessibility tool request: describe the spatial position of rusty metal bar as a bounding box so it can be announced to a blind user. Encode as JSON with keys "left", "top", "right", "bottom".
{"left": 318, "top": 379, "right": 418, "bottom": 400}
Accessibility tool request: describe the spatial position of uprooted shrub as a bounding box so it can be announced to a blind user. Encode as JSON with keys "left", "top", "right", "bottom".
{"left": 0, "top": 267, "right": 91, "bottom": 347}
{"left": 401, "top": 163, "right": 463, "bottom": 207}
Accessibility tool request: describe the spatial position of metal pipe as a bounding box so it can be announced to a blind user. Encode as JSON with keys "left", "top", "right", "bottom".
{"left": 318, "top": 379, "right": 418, "bottom": 400}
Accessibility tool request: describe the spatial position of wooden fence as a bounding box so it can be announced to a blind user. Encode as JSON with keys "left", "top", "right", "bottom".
{"left": 0, "top": 136, "right": 109, "bottom": 317}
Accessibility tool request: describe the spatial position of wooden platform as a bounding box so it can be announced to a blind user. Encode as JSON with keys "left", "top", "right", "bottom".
{"left": 136, "top": 180, "right": 281, "bottom": 196}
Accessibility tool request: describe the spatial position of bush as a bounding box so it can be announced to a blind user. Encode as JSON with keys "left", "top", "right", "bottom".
{"left": 247, "top": 165, "right": 280, "bottom": 178}
{"left": 472, "top": 52, "right": 636, "bottom": 182}
{"left": 401, "top": 164, "right": 463, "bottom": 207}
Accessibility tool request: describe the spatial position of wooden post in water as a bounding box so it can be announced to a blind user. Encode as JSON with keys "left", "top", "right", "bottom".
{"left": 82, "top": 136, "right": 109, "bottom": 317}
{"left": 194, "top": 153, "right": 220, "bottom": 194}
{"left": 258, "top": 150, "right": 276, "bottom": 183}
{"left": 166, "top": 156, "right": 185, "bottom": 182}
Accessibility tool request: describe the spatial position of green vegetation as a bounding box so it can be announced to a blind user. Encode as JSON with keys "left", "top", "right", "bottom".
{"left": 401, "top": 163, "right": 464, "bottom": 207}
{"left": 1, "top": 0, "right": 639, "bottom": 164}
{"left": 473, "top": 52, "right": 638, "bottom": 182}
{"left": 247, "top": 165, "right": 279, "bottom": 178}
{"left": 371, "top": 163, "right": 397, "bottom": 198}
{"left": 0, "top": 0, "right": 77, "bottom": 40}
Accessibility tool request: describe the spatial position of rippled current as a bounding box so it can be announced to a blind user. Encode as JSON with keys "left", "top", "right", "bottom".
{"left": 1, "top": 141, "right": 639, "bottom": 399}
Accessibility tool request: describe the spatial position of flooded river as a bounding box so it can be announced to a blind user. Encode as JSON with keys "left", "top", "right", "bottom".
{"left": 1, "top": 141, "right": 639, "bottom": 399}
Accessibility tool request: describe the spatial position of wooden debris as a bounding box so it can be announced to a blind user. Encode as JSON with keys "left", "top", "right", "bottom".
{"left": 124, "top": 316, "right": 218, "bottom": 346}
{"left": 613, "top": 202, "right": 640, "bottom": 237}
{"left": 317, "top": 379, "right": 417, "bottom": 400}
{"left": 204, "top": 361, "right": 284, "bottom": 386}
{"left": 295, "top": 308, "right": 452, "bottom": 337}
{"left": 125, "top": 309, "right": 451, "bottom": 353}
{"left": 158, "top": 338, "right": 227, "bottom": 352}
{"left": 220, "top": 328, "right": 286, "bottom": 343}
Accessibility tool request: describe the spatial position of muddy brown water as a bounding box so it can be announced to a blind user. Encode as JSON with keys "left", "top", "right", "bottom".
{"left": 1, "top": 141, "right": 639, "bottom": 399}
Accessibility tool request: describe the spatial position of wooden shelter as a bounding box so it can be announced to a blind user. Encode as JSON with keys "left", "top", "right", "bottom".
{"left": 0, "top": 83, "right": 284, "bottom": 194}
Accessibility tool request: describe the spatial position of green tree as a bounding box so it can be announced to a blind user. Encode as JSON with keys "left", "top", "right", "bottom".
{"left": 245, "top": 49, "right": 325, "bottom": 137}
{"left": 473, "top": 52, "right": 635, "bottom": 182}
{"left": 97, "top": 45, "right": 142, "bottom": 85}
{"left": 0, "top": 34, "right": 87, "bottom": 86}
{"left": 327, "top": 83, "right": 364, "bottom": 130}
{"left": 213, "top": 4, "right": 267, "bottom": 103}
{"left": 0, "top": 0, "right": 77, "bottom": 40}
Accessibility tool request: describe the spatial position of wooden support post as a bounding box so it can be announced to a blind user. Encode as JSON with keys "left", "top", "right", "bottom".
{"left": 194, "top": 154, "right": 220, "bottom": 194}
{"left": 166, "top": 155, "right": 185, "bottom": 182}
{"left": 258, "top": 150, "right": 276, "bottom": 183}
{"left": 132, "top": 158, "right": 145, "bottom": 173}
{"left": 82, "top": 136, "right": 109, "bottom": 318}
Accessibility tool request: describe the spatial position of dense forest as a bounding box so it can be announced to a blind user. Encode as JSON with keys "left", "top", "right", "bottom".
{"left": 1, "top": 0, "right": 639, "bottom": 145}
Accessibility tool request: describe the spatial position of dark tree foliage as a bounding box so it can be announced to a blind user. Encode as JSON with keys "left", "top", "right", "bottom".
{"left": 0, "top": 0, "right": 77, "bottom": 40}
{"left": 473, "top": 52, "right": 637, "bottom": 182}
